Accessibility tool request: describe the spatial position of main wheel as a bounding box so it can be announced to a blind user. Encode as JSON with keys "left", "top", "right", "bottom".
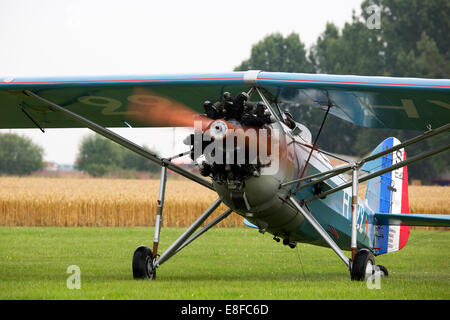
{"left": 132, "top": 245, "right": 156, "bottom": 280}
{"left": 350, "top": 249, "right": 375, "bottom": 281}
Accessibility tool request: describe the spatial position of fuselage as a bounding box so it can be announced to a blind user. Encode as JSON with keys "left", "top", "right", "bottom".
{"left": 212, "top": 120, "right": 375, "bottom": 252}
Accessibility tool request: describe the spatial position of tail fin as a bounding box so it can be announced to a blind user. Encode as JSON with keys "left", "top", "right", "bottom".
{"left": 362, "top": 137, "right": 410, "bottom": 255}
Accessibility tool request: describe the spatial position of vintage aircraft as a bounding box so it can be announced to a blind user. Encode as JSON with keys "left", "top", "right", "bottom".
{"left": 0, "top": 71, "right": 449, "bottom": 281}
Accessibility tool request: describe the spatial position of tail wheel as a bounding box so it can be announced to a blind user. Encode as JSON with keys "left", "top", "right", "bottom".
{"left": 350, "top": 249, "right": 375, "bottom": 281}
{"left": 377, "top": 264, "right": 389, "bottom": 277}
{"left": 132, "top": 245, "right": 156, "bottom": 280}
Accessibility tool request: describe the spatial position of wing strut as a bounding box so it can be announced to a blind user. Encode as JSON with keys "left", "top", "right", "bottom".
{"left": 281, "top": 123, "right": 450, "bottom": 195}
{"left": 307, "top": 142, "right": 450, "bottom": 202}
{"left": 20, "top": 103, "right": 45, "bottom": 133}
{"left": 174, "top": 208, "right": 233, "bottom": 254}
{"left": 23, "top": 90, "right": 214, "bottom": 190}
{"left": 289, "top": 196, "right": 350, "bottom": 268}
{"left": 155, "top": 198, "right": 223, "bottom": 267}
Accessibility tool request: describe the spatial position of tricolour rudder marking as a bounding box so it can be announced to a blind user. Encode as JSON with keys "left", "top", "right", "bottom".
{"left": 398, "top": 148, "right": 410, "bottom": 250}
{"left": 362, "top": 137, "right": 410, "bottom": 255}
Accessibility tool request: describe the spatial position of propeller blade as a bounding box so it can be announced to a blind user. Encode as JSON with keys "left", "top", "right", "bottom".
{"left": 127, "top": 88, "right": 213, "bottom": 130}
{"left": 126, "top": 88, "right": 283, "bottom": 161}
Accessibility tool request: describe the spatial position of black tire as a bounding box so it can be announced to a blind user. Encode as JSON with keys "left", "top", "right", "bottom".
{"left": 350, "top": 249, "right": 375, "bottom": 281}
{"left": 132, "top": 245, "right": 156, "bottom": 280}
{"left": 377, "top": 264, "right": 388, "bottom": 277}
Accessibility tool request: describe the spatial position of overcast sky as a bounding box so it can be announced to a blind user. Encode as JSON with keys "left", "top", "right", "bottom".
{"left": 0, "top": 0, "right": 364, "bottom": 164}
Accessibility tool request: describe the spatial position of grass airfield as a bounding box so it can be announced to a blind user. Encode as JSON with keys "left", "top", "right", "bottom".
{"left": 0, "top": 227, "right": 448, "bottom": 300}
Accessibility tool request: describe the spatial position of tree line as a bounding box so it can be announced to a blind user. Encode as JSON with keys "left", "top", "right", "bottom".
{"left": 74, "top": 134, "right": 160, "bottom": 177}
{"left": 0, "top": 133, "right": 159, "bottom": 177}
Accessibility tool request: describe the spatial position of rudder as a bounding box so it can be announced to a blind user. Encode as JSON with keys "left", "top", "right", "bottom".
{"left": 362, "top": 137, "right": 410, "bottom": 255}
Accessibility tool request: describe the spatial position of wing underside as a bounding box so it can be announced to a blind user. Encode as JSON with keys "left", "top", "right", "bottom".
{"left": 0, "top": 71, "right": 449, "bottom": 130}
{"left": 0, "top": 73, "right": 248, "bottom": 129}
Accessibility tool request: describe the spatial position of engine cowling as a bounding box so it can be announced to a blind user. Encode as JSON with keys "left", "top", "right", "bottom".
{"left": 184, "top": 92, "right": 307, "bottom": 237}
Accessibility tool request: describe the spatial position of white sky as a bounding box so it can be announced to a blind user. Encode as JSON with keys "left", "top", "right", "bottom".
{"left": 0, "top": 0, "right": 364, "bottom": 164}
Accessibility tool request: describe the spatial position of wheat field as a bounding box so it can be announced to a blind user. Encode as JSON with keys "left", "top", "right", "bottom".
{"left": 0, "top": 176, "right": 448, "bottom": 227}
{"left": 0, "top": 176, "right": 236, "bottom": 227}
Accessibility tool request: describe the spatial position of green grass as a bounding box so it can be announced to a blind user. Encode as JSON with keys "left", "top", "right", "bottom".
{"left": 0, "top": 227, "right": 448, "bottom": 299}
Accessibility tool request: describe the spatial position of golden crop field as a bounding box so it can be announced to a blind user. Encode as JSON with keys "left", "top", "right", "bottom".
{"left": 0, "top": 176, "right": 236, "bottom": 227}
{"left": 0, "top": 176, "right": 449, "bottom": 227}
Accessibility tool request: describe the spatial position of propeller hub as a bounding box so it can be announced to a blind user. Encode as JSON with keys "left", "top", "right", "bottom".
{"left": 208, "top": 120, "right": 229, "bottom": 140}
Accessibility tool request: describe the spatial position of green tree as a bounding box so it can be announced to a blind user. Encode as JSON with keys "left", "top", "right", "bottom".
{"left": 119, "top": 145, "right": 159, "bottom": 173}
{"left": 310, "top": 20, "right": 385, "bottom": 76}
{"left": 235, "top": 31, "right": 362, "bottom": 155}
{"left": 75, "top": 134, "right": 159, "bottom": 177}
{"left": 414, "top": 32, "right": 450, "bottom": 78}
{"left": 356, "top": 0, "right": 450, "bottom": 182}
{"left": 0, "top": 133, "right": 44, "bottom": 175}
{"left": 235, "top": 0, "right": 449, "bottom": 183}
{"left": 308, "top": 1, "right": 449, "bottom": 182}
{"left": 360, "top": 0, "right": 450, "bottom": 78}
{"left": 234, "top": 33, "right": 315, "bottom": 73}
{"left": 75, "top": 134, "right": 122, "bottom": 177}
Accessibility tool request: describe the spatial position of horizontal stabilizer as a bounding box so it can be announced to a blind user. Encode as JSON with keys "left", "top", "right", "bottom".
{"left": 374, "top": 213, "right": 450, "bottom": 227}
{"left": 243, "top": 218, "right": 258, "bottom": 229}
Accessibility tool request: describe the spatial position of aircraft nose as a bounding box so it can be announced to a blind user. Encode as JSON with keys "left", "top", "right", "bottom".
{"left": 206, "top": 120, "right": 230, "bottom": 140}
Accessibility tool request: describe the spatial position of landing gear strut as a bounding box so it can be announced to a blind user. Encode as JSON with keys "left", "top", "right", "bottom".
{"left": 289, "top": 196, "right": 389, "bottom": 281}
{"left": 131, "top": 167, "right": 232, "bottom": 280}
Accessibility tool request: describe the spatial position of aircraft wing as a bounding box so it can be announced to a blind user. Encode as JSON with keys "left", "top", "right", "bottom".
{"left": 0, "top": 71, "right": 449, "bottom": 130}
{"left": 0, "top": 73, "right": 249, "bottom": 129}
{"left": 374, "top": 212, "right": 450, "bottom": 227}
{"left": 257, "top": 72, "right": 450, "bottom": 131}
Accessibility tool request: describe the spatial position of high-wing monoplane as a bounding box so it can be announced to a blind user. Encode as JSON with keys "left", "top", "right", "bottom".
{"left": 1, "top": 71, "right": 449, "bottom": 281}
